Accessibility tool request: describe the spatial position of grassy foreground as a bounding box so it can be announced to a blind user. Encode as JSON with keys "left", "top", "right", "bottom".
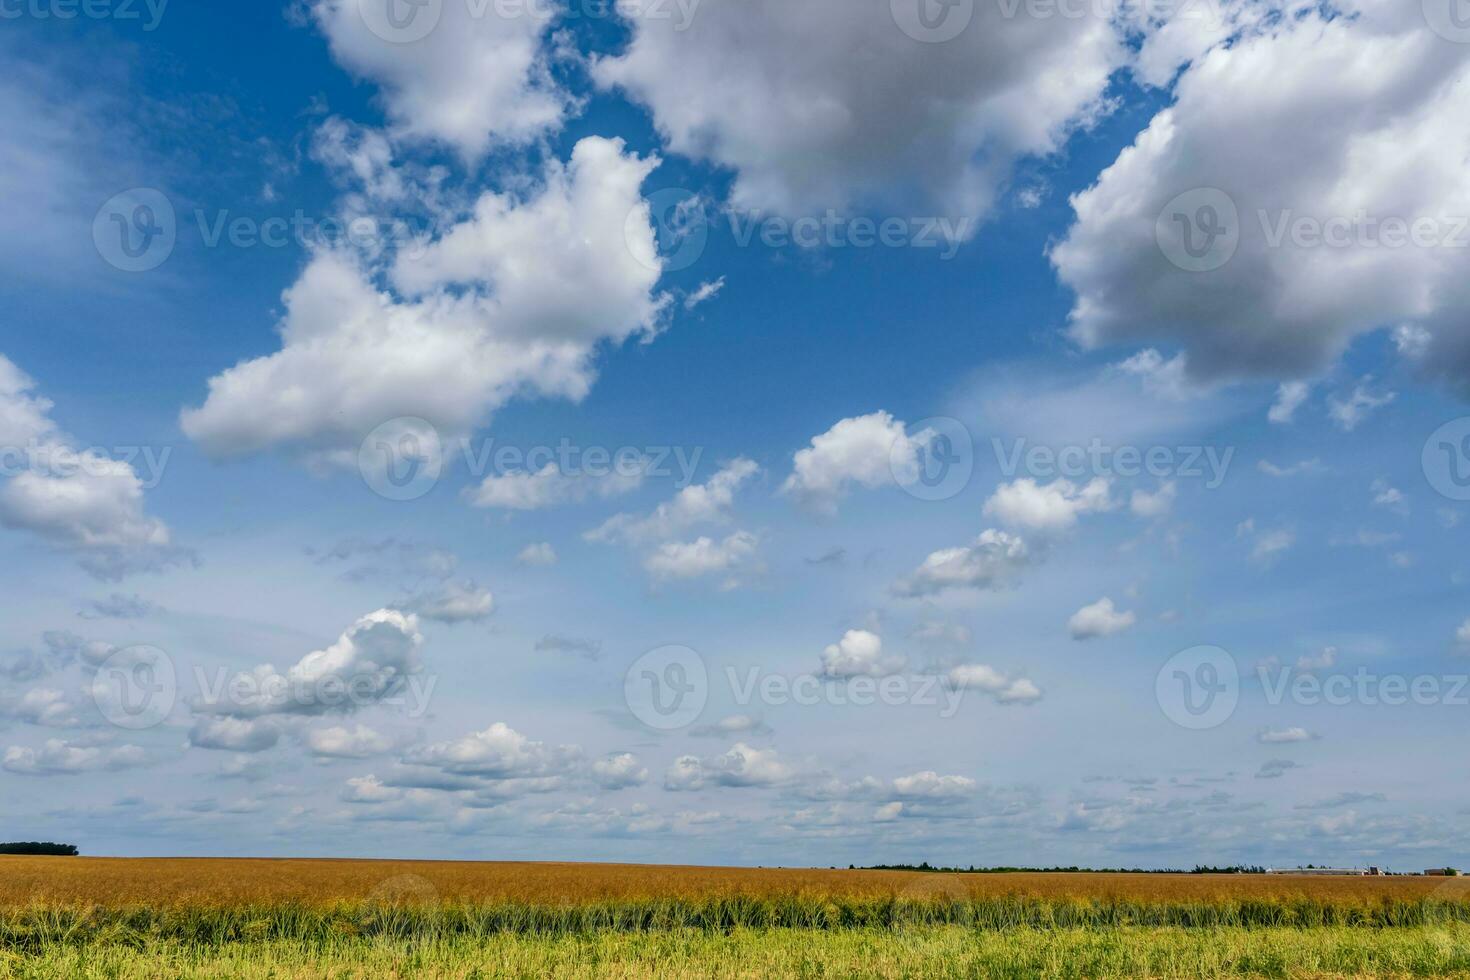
{"left": 7, "top": 925, "right": 1470, "bottom": 979}
{"left": 6, "top": 860, "right": 1470, "bottom": 977}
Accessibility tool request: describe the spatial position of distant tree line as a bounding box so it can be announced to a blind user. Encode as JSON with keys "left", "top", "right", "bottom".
{"left": 854, "top": 863, "right": 1266, "bottom": 875}
{"left": 0, "top": 842, "right": 79, "bottom": 856}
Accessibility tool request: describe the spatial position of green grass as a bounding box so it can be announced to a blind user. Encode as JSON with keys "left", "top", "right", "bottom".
{"left": 6, "top": 925, "right": 1470, "bottom": 978}
{"left": 4, "top": 894, "right": 1470, "bottom": 949}
{"left": 6, "top": 896, "right": 1470, "bottom": 977}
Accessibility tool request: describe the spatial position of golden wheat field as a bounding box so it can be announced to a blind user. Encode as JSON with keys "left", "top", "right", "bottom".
{"left": 2, "top": 856, "right": 1466, "bottom": 908}
{"left": 7, "top": 858, "right": 1470, "bottom": 978}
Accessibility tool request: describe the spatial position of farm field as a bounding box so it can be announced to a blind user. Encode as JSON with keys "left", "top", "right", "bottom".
{"left": 4, "top": 857, "right": 1470, "bottom": 978}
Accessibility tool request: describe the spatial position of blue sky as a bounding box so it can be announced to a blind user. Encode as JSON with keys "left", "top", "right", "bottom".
{"left": 2, "top": 0, "right": 1470, "bottom": 870}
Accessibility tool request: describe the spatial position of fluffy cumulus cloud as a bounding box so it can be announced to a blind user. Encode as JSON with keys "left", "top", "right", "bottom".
{"left": 181, "top": 137, "right": 667, "bottom": 464}
{"left": 399, "top": 580, "right": 495, "bottom": 624}
{"left": 594, "top": 0, "right": 1122, "bottom": 218}
{"left": 0, "top": 355, "right": 184, "bottom": 580}
{"left": 0, "top": 687, "right": 82, "bottom": 728}
{"left": 1053, "top": 5, "right": 1470, "bottom": 394}
{"left": 946, "top": 664, "right": 1042, "bottom": 705}
{"left": 3, "top": 738, "right": 146, "bottom": 775}
{"left": 467, "top": 464, "right": 646, "bottom": 511}
{"left": 819, "top": 629, "right": 904, "bottom": 679}
{"left": 588, "top": 459, "right": 758, "bottom": 545}
{"left": 1067, "top": 597, "right": 1137, "bottom": 641}
{"left": 893, "top": 529, "right": 1029, "bottom": 599}
{"left": 780, "top": 412, "right": 935, "bottom": 514}
{"left": 404, "top": 721, "right": 581, "bottom": 781}
{"left": 307, "top": 724, "right": 395, "bottom": 759}
{"left": 642, "top": 531, "right": 760, "bottom": 587}
{"left": 582, "top": 459, "right": 764, "bottom": 587}
{"left": 984, "top": 478, "right": 1114, "bottom": 532}
{"left": 592, "top": 752, "right": 649, "bottom": 789}
{"left": 192, "top": 609, "right": 424, "bottom": 721}
{"left": 664, "top": 742, "right": 793, "bottom": 791}
{"left": 308, "top": 0, "right": 567, "bottom": 159}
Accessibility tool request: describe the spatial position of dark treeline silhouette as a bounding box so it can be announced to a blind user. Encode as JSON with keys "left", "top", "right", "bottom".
{"left": 0, "top": 842, "right": 79, "bottom": 856}
{"left": 854, "top": 863, "right": 1267, "bottom": 875}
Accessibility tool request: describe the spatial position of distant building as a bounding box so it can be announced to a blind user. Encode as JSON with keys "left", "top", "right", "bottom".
{"left": 1424, "top": 868, "right": 1459, "bottom": 876}
{"left": 1265, "top": 868, "right": 1372, "bottom": 876}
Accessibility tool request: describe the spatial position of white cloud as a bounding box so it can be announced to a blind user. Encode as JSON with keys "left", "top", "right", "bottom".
{"left": 873, "top": 801, "right": 903, "bottom": 822}
{"left": 1258, "top": 458, "right": 1324, "bottom": 478}
{"left": 466, "top": 464, "right": 646, "bottom": 511}
{"left": 181, "top": 138, "right": 666, "bottom": 464}
{"left": 517, "top": 542, "right": 558, "bottom": 566}
{"left": 588, "top": 459, "right": 757, "bottom": 545}
{"left": 342, "top": 773, "right": 402, "bottom": 803}
{"left": 1457, "top": 619, "right": 1470, "bottom": 649}
{"left": 401, "top": 580, "right": 495, "bottom": 624}
{"left": 0, "top": 687, "right": 82, "bottom": 728}
{"left": 1130, "top": 482, "right": 1177, "bottom": 519}
{"left": 1296, "top": 646, "right": 1338, "bottom": 673}
{"left": 946, "top": 664, "right": 1042, "bottom": 705}
{"left": 307, "top": 724, "right": 394, "bottom": 759}
{"left": 664, "top": 742, "right": 794, "bottom": 791}
{"left": 308, "top": 0, "right": 567, "bottom": 160}
{"left": 1053, "top": 8, "right": 1470, "bottom": 393}
{"left": 405, "top": 722, "right": 580, "bottom": 781}
{"left": 891, "top": 771, "right": 976, "bottom": 799}
{"left": 192, "top": 609, "right": 424, "bottom": 719}
{"left": 780, "top": 412, "right": 931, "bottom": 514}
{"left": 1068, "top": 598, "right": 1137, "bottom": 641}
{"left": 1114, "top": 349, "right": 1196, "bottom": 401}
{"left": 1268, "top": 381, "right": 1312, "bottom": 425}
{"left": 1328, "top": 378, "right": 1396, "bottom": 433}
{"left": 892, "top": 529, "right": 1030, "bottom": 599}
{"left": 3, "top": 738, "right": 146, "bottom": 775}
{"left": 592, "top": 753, "right": 648, "bottom": 789}
{"left": 819, "top": 629, "right": 904, "bottom": 679}
{"left": 0, "top": 355, "right": 184, "bottom": 580}
{"left": 984, "top": 477, "right": 1114, "bottom": 532}
{"left": 643, "top": 531, "right": 760, "bottom": 586}
{"left": 1258, "top": 727, "right": 1318, "bottom": 744}
{"left": 689, "top": 714, "right": 771, "bottom": 738}
{"left": 1237, "top": 519, "right": 1294, "bottom": 564}
{"left": 594, "top": 0, "right": 1122, "bottom": 219}
{"left": 188, "top": 716, "right": 283, "bottom": 753}
{"left": 1371, "top": 479, "right": 1407, "bottom": 513}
